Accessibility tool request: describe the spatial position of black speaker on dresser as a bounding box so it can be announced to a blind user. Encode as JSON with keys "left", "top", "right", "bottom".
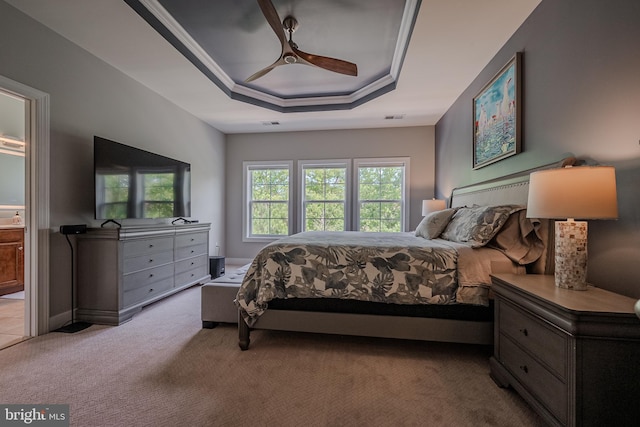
{"left": 209, "top": 256, "right": 225, "bottom": 279}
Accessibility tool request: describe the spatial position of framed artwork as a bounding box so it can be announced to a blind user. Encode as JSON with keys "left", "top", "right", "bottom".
{"left": 473, "top": 52, "right": 522, "bottom": 169}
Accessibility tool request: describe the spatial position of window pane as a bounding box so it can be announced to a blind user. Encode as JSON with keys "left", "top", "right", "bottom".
{"left": 325, "top": 219, "right": 344, "bottom": 231}
{"left": 248, "top": 167, "right": 289, "bottom": 236}
{"left": 302, "top": 165, "right": 347, "bottom": 232}
{"left": 357, "top": 163, "right": 405, "bottom": 232}
{"left": 325, "top": 202, "right": 344, "bottom": 219}
{"left": 270, "top": 202, "right": 288, "bottom": 219}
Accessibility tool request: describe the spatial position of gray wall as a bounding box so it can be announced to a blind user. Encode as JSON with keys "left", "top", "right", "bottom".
{"left": 226, "top": 126, "right": 435, "bottom": 261}
{"left": 0, "top": 2, "right": 225, "bottom": 322}
{"left": 435, "top": 0, "right": 640, "bottom": 298}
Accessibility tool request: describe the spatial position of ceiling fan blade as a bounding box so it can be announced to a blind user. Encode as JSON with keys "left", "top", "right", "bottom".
{"left": 245, "top": 57, "right": 286, "bottom": 82}
{"left": 257, "top": 0, "right": 287, "bottom": 47}
{"left": 292, "top": 46, "right": 358, "bottom": 77}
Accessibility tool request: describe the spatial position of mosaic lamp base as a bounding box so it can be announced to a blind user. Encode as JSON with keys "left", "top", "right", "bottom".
{"left": 554, "top": 219, "right": 588, "bottom": 290}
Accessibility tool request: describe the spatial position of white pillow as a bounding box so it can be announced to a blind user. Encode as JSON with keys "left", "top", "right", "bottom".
{"left": 415, "top": 208, "right": 457, "bottom": 239}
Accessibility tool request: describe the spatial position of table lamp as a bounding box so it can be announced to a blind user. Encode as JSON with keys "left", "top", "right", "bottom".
{"left": 422, "top": 199, "right": 446, "bottom": 216}
{"left": 526, "top": 165, "right": 618, "bottom": 290}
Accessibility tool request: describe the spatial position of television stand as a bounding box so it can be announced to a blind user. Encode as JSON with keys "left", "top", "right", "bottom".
{"left": 76, "top": 223, "right": 211, "bottom": 325}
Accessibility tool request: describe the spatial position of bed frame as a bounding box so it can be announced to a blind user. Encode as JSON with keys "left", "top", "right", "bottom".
{"left": 238, "top": 164, "right": 557, "bottom": 350}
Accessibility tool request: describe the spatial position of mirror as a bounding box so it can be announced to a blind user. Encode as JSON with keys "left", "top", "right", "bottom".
{"left": 0, "top": 150, "right": 25, "bottom": 208}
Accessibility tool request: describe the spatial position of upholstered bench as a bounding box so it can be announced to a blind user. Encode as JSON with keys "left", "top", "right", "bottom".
{"left": 201, "top": 264, "right": 249, "bottom": 328}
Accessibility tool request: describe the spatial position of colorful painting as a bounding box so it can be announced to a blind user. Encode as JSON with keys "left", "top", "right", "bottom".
{"left": 473, "top": 53, "right": 521, "bottom": 169}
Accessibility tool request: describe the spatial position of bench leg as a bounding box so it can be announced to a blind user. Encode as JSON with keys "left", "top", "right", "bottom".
{"left": 238, "top": 310, "right": 250, "bottom": 350}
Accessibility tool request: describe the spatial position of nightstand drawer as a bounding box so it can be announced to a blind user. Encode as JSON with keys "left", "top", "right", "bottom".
{"left": 499, "top": 300, "right": 567, "bottom": 379}
{"left": 501, "top": 335, "right": 567, "bottom": 425}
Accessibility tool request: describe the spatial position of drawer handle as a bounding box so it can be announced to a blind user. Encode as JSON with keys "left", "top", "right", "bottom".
{"left": 191, "top": 262, "right": 194, "bottom": 266}
{"left": 149, "top": 259, "right": 153, "bottom": 263}
{"left": 191, "top": 250, "right": 195, "bottom": 253}
{"left": 519, "top": 328, "right": 528, "bottom": 337}
{"left": 149, "top": 244, "right": 154, "bottom": 248}
{"left": 191, "top": 238, "right": 195, "bottom": 241}
{"left": 149, "top": 288, "right": 154, "bottom": 293}
{"left": 149, "top": 273, "right": 154, "bottom": 278}
{"left": 519, "top": 365, "right": 529, "bottom": 374}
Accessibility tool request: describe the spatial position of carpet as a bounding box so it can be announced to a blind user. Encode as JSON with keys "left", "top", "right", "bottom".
{"left": 0, "top": 285, "right": 545, "bottom": 427}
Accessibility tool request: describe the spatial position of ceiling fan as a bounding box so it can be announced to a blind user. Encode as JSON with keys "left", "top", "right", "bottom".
{"left": 245, "top": 0, "right": 358, "bottom": 83}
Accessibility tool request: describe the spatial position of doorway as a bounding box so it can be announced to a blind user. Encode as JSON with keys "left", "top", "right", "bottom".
{"left": 0, "top": 75, "right": 51, "bottom": 348}
{"left": 0, "top": 89, "right": 27, "bottom": 349}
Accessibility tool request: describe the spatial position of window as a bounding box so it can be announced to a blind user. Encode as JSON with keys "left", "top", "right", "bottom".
{"left": 299, "top": 160, "right": 350, "bottom": 231}
{"left": 243, "top": 161, "right": 293, "bottom": 241}
{"left": 355, "top": 158, "right": 409, "bottom": 232}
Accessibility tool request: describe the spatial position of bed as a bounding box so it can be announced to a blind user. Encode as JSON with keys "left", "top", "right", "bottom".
{"left": 236, "top": 166, "right": 555, "bottom": 350}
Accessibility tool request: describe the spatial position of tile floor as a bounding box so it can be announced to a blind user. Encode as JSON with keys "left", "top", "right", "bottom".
{"left": 0, "top": 295, "right": 27, "bottom": 350}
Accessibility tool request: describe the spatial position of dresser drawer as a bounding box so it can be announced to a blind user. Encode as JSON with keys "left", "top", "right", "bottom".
{"left": 123, "top": 264, "right": 174, "bottom": 292}
{"left": 123, "top": 276, "right": 174, "bottom": 307}
{"left": 175, "top": 243, "right": 207, "bottom": 260}
{"left": 175, "top": 265, "right": 208, "bottom": 286}
{"left": 175, "top": 254, "right": 208, "bottom": 275}
{"left": 499, "top": 300, "right": 567, "bottom": 379}
{"left": 501, "top": 335, "right": 568, "bottom": 425}
{"left": 123, "top": 250, "right": 173, "bottom": 274}
{"left": 123, "top": 236, "right": 174, "bottom": 258}
{"left": 175, "top": 232, "right": 207, "bottom": 248}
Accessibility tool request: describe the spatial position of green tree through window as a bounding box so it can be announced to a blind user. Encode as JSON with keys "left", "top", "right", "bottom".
{"left": 303, "top": 166, "right": 346, "bottom": 231}
{"left": 250, "top": 168, "right": 290, "bottom": 236}
{"left": 358, "top": 165, "right": 404, "bottom": 232}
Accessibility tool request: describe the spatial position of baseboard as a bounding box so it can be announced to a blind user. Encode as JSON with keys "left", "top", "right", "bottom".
{"left": 49, "top": 310, "right": 71, "bottom": 332}
{"left": 226, "top": 257, "right": 252, "bottom": 266}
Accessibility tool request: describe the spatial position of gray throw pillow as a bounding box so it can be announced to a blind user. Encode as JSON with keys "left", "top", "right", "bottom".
{"left": 440, "top": 205, "right": 524, "bottom": 247}
{"left": 415, "top": 208, "right": 457, "bottom": 239}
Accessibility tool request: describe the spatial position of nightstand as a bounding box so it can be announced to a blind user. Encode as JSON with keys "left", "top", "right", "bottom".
{"left": 490, "top": 274, "right": 640, "bottom": 427}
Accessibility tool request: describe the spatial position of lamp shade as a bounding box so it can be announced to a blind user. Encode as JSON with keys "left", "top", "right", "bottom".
{"left": 422, "top": 199, "right": 446, "bottom": 216}
{"left": 526, "top": 166, "right": 618, "bottom": 220}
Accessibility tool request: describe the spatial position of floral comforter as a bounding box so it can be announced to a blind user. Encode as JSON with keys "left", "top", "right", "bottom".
{"left": 236, "top": 231, "right": 510, "bottom": 326}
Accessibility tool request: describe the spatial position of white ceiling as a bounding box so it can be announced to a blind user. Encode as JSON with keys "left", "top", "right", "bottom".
{"left": 5, "top": 0, "right": 541, "bottom": 134}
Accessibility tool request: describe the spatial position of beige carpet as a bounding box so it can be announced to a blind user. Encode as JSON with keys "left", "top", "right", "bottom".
{"left": 0, "top": 285, "right": 544, "bottom": 427}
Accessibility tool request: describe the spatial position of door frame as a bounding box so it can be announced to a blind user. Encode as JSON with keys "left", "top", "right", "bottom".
{"left": 0, "top": 75, "right": 50, "bottom": 336}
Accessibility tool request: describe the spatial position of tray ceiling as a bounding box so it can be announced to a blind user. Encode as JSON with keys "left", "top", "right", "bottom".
{"left": 4, "top": 0, "right": 542, "bottom": 133}
{"left": 126, "top": 0, "right": 420, "bottom": 112}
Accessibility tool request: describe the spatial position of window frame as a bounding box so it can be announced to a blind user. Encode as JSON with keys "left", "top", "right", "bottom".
{"left": 298, "top": 159, "right": 351, "bottom": 232}
{"left": 243, "top": 160, "right": 294, "bottom": 242}
{"left": 353, "top": 157, "right": 410, "bottom": 232}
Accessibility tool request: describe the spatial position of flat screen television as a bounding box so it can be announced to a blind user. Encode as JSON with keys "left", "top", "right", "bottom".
{"left": 94, "top": 136, "right": 191, "bottom": 220}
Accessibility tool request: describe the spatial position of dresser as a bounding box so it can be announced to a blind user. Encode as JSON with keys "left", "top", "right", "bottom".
{"left": 76, "top": 223, "right": 210, "bottom": 325}
{"left": 490, "top": 273, "right": 640, "bottom": 427}
{"left": 0, "top": 227, "right": 24, "bottom": 296}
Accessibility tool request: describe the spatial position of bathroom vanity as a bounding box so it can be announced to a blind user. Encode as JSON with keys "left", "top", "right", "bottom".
{"left": 0, "top": 226, "right": 24, "bottom": 296}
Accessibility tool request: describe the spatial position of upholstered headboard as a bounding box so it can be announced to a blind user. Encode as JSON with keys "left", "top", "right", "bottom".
{"left": 448, "top": 162, "right": 562, "bottom": 275}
